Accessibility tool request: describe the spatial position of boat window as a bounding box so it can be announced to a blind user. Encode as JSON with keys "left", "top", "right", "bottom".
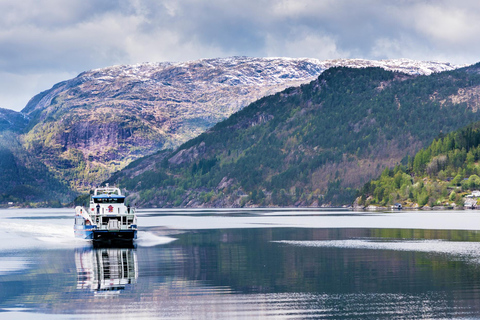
{"left": 93, "top": 197, "right": 125, "bottom": 204}
{"left": 96, "top": 189, "right": 121, "bottom": 196}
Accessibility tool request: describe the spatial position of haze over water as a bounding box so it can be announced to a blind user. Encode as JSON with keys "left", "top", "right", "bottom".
{"left": 2, "top": 208, "right": 480, "bottom": 319}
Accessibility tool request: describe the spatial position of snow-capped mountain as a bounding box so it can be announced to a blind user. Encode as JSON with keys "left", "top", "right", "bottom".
{"left": 24, "top": 57, "right": 461, "bottom": 116}
{"left": 19, "top": 56, "right": 463, "bottom": 191}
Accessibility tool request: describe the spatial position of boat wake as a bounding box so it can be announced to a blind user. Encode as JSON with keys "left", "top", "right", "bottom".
{"left": 0, "top": 221, "right": 77, "bottom": 250}
{"left": 135, "top": 231, "right": 177, "bottom": 247}
{"left": 274, "top": 239, "right": 480, "bottom": 263}
{"left": 0, "top": 220, "right": 176, "bottom": 251}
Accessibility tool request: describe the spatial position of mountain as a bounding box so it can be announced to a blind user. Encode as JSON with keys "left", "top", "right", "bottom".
{"left": 0, "top": 133, "right": 72, "bottom": 206}
{"left": 19, "top": 57, "right": 460, "bottom": 193}
{"left": 0, "top": 108, "right": 28, "bottom": 132}
{"left": 0, "top": 108, "right": 72, "bottom": 205}
{"left": 0, "top": 108, "right": 75, "bottom": 207}
{"left": 357, "top": 120, "right": 480, "bottom": 209}
{"left": 106, "top": 63, "right": 480, "bottom": 208}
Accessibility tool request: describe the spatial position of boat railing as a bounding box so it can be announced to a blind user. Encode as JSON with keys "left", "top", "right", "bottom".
{"left": 75, "top": 206, "right": 95, "bottom": 225}
{"left": 97, "top": 223, "right": 133, "bottom": 231}
{"left": 90, "top": 206, "right": 136, "bottom": 216}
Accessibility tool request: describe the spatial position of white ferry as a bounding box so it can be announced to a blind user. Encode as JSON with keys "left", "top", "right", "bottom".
{"left": 74, "top": 184, "right": 137, "bottom": 241}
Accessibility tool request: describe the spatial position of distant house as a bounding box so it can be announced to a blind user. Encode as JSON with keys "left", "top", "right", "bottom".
{"left": 466, "top": 190, "right": 480, "bottom": 198}
{"left": 465, "top": 198, "right": 477, "bottom": 209}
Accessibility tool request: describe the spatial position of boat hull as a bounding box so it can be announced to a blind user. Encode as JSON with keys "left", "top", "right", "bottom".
{"left": 92, "top": 229, "right": 137, "bottom": 241}
{"left": 75, "top": 225, "right": 137, "bottom": 241}
{"left": 74, "top": 225, "right": 96, "bottom": 240}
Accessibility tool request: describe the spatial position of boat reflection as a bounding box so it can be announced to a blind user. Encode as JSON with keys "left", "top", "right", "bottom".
{"left": 75, "top": 246, "right": 138, "bottom": 293}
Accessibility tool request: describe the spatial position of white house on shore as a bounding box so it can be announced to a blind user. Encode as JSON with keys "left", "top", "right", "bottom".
{"left": 466, "top": 190, "right": 480, "bottom": 198}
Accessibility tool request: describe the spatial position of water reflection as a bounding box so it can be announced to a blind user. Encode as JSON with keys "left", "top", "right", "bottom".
{"left": 6, "top": 225, "right": 480, "bottom": 318}
{"left": 75, "top": 246, "right": 138, "bottom": 293}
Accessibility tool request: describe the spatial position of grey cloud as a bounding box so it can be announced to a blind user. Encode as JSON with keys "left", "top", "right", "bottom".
{"left": 0, "top": 0, "right": 122, "bottom": 29}
{"left": 1, "top": 0, "right": 480, "bottom": 110}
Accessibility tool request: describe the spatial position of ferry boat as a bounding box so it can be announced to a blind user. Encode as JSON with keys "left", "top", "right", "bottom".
{"left": 74, "top": 184, "right": 137, "bottom": 241}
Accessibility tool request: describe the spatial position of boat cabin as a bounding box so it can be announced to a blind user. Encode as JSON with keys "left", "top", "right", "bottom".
{"left": 74, "top": 184, "right": 137, "bottom": 240}
{"left": 87, "top": 185, "right": 135, "bottom": 233}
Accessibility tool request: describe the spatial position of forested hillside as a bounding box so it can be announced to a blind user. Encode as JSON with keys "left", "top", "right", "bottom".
{"left": 0, "top": 122, "right": 73, "bottom": 206}
{"left": 18, "top": 57, "right": 330, "bottom": 193}
{"left": 108, "top": 64, "right": 480, "bottom": 207}
{"left": 358, "top": 121, "right": 480, "bottom": 208}
{"left": 16, "top": 57, "right": 459, "bottom": 194}
{"left": 0, "top": 58, "right": 462, "bottom": 207}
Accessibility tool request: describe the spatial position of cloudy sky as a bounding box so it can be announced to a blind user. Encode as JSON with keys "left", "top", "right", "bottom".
{"left": 1, "top": 0, "right": 480, "bottom": 111}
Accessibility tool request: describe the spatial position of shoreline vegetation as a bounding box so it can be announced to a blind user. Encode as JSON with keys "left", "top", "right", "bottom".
{"left": 357, "top": 122, "right": 480, "bottom": 210}
{"left": 1, "top": 201, "right": 477, "bottom": 210}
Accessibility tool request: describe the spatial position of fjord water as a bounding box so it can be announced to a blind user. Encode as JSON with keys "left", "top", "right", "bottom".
{"left": 2, "top": 209, "right": 480, "bottom": 319}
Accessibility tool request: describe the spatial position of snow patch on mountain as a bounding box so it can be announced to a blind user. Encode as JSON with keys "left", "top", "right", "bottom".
{"left": 88, "top": 56, "right": 462, "bottom": 86}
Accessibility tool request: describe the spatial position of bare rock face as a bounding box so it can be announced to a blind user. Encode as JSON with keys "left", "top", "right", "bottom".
{"left": 168, "top": 142, "right": 206, "bottom": 166}
{"left": 19, "top": 57, "right": 461, "bottom": 191}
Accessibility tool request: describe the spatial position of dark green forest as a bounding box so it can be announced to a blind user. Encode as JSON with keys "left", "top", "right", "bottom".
{"left": 108, "top": 64, "right": 480, "bottom": 207}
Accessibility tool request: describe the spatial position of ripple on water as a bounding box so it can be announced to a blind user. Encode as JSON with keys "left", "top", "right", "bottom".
{"left": 21, "top": 291, "right": 470, "bottom": 319}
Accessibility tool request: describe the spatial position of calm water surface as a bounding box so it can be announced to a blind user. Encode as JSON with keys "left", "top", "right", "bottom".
{"left": 1, "top": 208, "right": 480, "bottom": 319}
